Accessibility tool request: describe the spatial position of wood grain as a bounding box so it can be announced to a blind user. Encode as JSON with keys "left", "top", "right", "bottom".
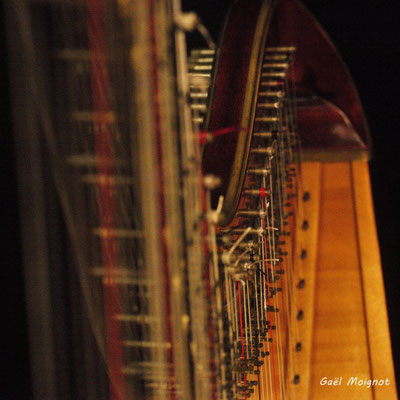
{"left": 290, "top": 162, "right": 321, "bottom": 399}
{"left": 305, "top": 161, "right": 396, "bottom": 399}
{"left": 310, "top": 162, "right": 372, "bottom": 399}
{"left": 351, "top": 161, "right": 397, "bottom": 399}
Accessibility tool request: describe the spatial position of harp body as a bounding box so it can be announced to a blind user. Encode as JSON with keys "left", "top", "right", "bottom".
{"left": 202, "top": 0, "right": 396, "bottom": 398}
{"left": 291, "top": 160, "right": 396, "bottom": 399}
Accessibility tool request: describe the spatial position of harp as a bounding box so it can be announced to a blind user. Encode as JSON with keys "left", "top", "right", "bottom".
{"left": 6, "top": 0, "right": 396, "bottom": 399}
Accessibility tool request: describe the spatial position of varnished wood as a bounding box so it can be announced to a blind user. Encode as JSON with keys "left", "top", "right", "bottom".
{"left": 351, "top": 161, "right": 397, "bottom": 399}
{"left": 202, "top": 0, "right": 274, "bottom": 224}
{"left": 291, "top": 162, "right": 321, "bottom": 399}
{"left": 295, "top": 161, "right": 397, "bottom": 399}
{"left": 256, "top": 161, "right": 396, "bottom": 399}
{"left": 311, "top": 162, "right": 372, "bottom": 398}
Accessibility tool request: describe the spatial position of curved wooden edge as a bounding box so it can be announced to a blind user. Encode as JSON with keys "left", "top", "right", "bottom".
{"left": 218, "top": 0, "right": 274, "bottom": 226}
{"left": 269, "top": 0, "right": 371, "bottom": 154}
{"left": 202, "top": 0, "right": 275, "bottom": 226}
{"left": 351, "top": 161, "right": 397, "bottom": 399}
{"left": 296, "top": 95, "right": 369, "bottom": 162}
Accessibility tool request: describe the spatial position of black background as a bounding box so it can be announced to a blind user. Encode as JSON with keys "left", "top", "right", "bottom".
{"left": 1, "top": 0, "right": 399, "bottom": 398}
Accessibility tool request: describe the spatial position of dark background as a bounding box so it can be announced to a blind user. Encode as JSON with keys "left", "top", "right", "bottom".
{"left": 1, "top": 0, "right": 399, "bottom": 398}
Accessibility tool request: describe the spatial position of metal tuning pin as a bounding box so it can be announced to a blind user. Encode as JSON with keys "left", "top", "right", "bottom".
{"left": 259, "top": 80, "right": 285, "bottom": 87}
{"left": 254, "top": 116, "right": 280, "bottom": 123}
{"left": 262, "top": 62, "right": 290, "bottom": 69}
{"left": 261, "top": 71, "right": 287, "bottom": 79}
{"left": 265, "top": 46, "right": 296, "bottom": 53}
{"left": 246, "top": 167, "right": 271, "bottom": 176}
{"left": 252, "top": 131, "right": 274, "bottom": 139}
{"left": 257, "top": 101, "right": 281, "bottom": 109}
{"left": 250, "top": 147, "right": 274, "bottom": 155}
{"left": 264, "top": 53, "right": 290, "bottom": 61}
{"left": 236, "top": 210, "right": 267, "bottom": 218}
{"left": 258, "top": 90, "right": 285, "bottom": 98}
{"left": 189, "top": 48, "right": 216, "bottom": 57}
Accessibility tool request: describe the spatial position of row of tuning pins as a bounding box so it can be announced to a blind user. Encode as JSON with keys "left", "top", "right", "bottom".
{"left": 247, "top": 50, "right": 299, "bottom": 231}
{"left": 253, "top": 46, "right": 298, "bottom": 162}
{"left": 188, "top": 49, "right": 215, "bottom": 126}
